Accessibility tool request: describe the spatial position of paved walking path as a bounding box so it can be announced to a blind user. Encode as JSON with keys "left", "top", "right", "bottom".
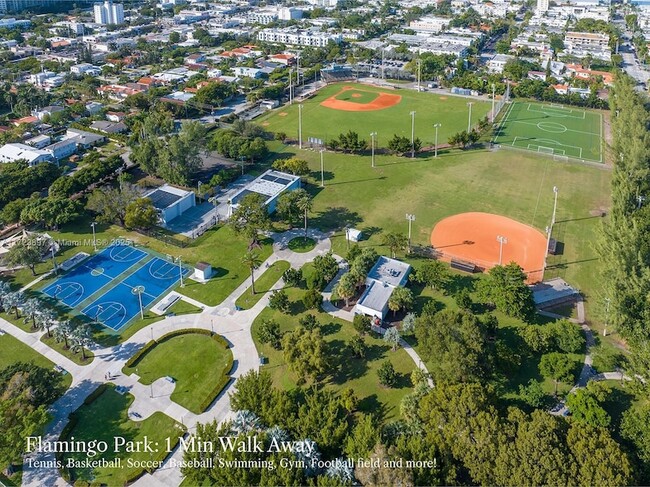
{"left": 3, "top": 228, "right": 432, "bottom": 487}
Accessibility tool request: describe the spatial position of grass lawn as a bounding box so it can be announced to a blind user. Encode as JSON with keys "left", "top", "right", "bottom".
{"left": 235, "top": 261, "right": 290, "bottom": 310}
{"left": 258, "top": 82, "right": 491, "bottom": 146}
{"left": 263, "top": 141, "right": 610, "bottom": 317}
{"left": 123, "top": 332, "right": 233, "bottom": 414}
{"left": 0, "top": 333, "right": 72, "bottom": 390}
{"left": 252, "top": 283, "right": 414, "bottom": 422}
{"left": 287, "top": 237, "right": 316, "bottom": 253}
{"left": 60, "top": 386, "right": 184, "bottom": 485}
{"left": 166, "top": 299, "right": 203, "bottom": 315}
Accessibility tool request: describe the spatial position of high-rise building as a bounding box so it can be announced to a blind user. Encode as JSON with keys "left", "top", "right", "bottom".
{"left": 537, "top": 0, "right": 549, "bottom": 13}
{"left": 94, "top": 0, "right": 124, "bottom": 25}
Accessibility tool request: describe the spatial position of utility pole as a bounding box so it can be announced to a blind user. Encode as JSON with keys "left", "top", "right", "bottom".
{"left": 543, "top": 186, "right": 559, "bottom": 275}
{"left": 289, "top": 68, "right": 293, "bottom": 104}
{"left": 467, "top": 102, "right": 473, "bottom": 132}
{"left": 417, "top": 58, "right": 421, "bottom": 91}
{"left": 90, "top": 222, "right": 97, "bottom": 251}
{"left": 406, "top": 213, "right": 416, "bottom": 253}
{"left": 370, "top": 131, "right": 377, "bottom": 167}
{"left": 320, "top": 149, "right": 324, "bottom": 188}
{"left": 298, "top": 103, "right": 303, "bottom": 150}
{"left": 496, "top": 235, "right": 507, "bottom": 265}
{"left": 410, "top": 111, "right": 416, "bottom": 158}
{"left": 433, "top": 123, "right": 441, "bottom": 158}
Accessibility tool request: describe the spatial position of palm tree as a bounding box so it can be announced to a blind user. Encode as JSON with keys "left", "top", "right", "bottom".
{"left": 54, "top": 320, "right": 74, "bottom": 349}
{"left": 22, "top": 298, "right": 41, "bottom": 329}
{"left": 4, "top": 291, "right": 24, "bottom": 320}
{"left": 36, "top": 308, "right": 57, "bottom": 337}
{"left": 0, "top": 281, "right": 11, "bottom": 311}
{"left": 241, "top": 251, "right": 261, "bottom": 295}
{"left": 334, "top": 272, "right": 357, "bottom": 307}
{"left": 296, "top": 191, "right": 313, "bottom": 237}
{"left": 71, "top": 324, "right": 92, "bottom": 360}
{"left": 382, "top": 232, "right": 408, "bottom": 258}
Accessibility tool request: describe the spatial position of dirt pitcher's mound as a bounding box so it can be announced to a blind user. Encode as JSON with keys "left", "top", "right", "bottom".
{"left": 431, "top": 212, "right": 547, "bottom": 283}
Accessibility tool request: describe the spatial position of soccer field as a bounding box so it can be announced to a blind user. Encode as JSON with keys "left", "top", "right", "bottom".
{"left": 257, "top": 82, "right": 491, "bottom": 146}
{"left": 492, "top": 102, "right": 604, "bottom": 163}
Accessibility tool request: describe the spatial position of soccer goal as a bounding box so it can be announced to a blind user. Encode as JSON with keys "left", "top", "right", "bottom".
{"left": 535, "top": 146, "right": 555, "bottom": 155}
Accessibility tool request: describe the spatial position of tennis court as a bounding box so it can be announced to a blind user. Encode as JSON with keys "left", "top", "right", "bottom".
{"left": 42, "top": 245, "right": 189, "bottom": 331}
{"left": 492, "top": 102, "right": 603, "bottom": 163}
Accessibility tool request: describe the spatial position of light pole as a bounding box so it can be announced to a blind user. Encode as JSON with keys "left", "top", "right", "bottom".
{"left": 410, "top": 111, "right": 416, "bottom": 158}
{"left": 197, "top": 181, "right": 202, "bottom": 203}
{"left": 90, "top": 222, "right": 97, "bottom": 251}
{"left": 51, "top": 245, "right": 58, "bottom": 274}
{"left": 467, "top": 102, "right": 473, "bottom": 132}
{"left": 433, "top": 123, "right": 441, "bottom": 158}
{"left": 416, "top": 58, "right": 421, "bottom": 91}
{"left": 496, "top": 235, "right": 507, "bottom": 265}
{"left": 637, "top": 195, "right": 645, "bottom": 209}
{"left": 603, "top": 297, "right": 611, "bottom": 337}
{"left": 289, "top": 67, "right": 293, "bottom": 104}
{"left": 345, "top": 225, "right": 350, "bottom": 251}
{"left": 170, "top": 255, "right": 185, "bottom": 287}
{"left": 406, "top": 213, "right": 416, "bottom": 253}
{"left": 298, "top": 103, "right": 303, "bottom": 150}
{"left": 491, "top": 83, "right": 496, "bottom": 123}
{"left": 135, "top": 286, "right": 144, "bottom": 319}
{"left": 370, "top": 131, "right": 377, "bottom": 168}
{"left": 319, "top": 149, "right": 324, "bottom": 188}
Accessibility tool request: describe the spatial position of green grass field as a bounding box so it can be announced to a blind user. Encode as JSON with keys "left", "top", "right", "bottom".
{"left": 235, "top": 260, "right": 290, "bottom": 310}
{"left": 258, "top": 82, "right": 491, "bottom": 146}
{"left": 263, "top": 141, "right": 610, "bottom": 319}
{"left": 0, "top": 333, "right": 72, "bottom": 389}
{"left": 60, "top": 386, "right": 183, "bottom": 485}
{"left": 493, "top": 101, "right": 604, "bottom": 162}
{"left": 123, "top": 332, "right": 232, "bottom": 414}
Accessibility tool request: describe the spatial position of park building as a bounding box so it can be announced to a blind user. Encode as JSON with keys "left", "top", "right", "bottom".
{"left": 228, "top": 170, "right": 301, "bottom": 216}
{"left": 355, "top": 256, "right": 412, "bottom": 321}
{"left": 144, "top": 185, "right": 196, "bottom": 226}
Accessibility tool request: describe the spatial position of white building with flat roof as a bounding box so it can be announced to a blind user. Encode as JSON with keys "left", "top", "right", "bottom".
{"left": 144, "top": 185, "right": 196, "bottom": 226}
{"left": 0, "top": 143, "right": 52, "bottom": 166}
{"left": 228, "top": 170, "right": 301, "bottom": 215}
{"left": 355, "top": 256, "right": 412, "bottom": 320}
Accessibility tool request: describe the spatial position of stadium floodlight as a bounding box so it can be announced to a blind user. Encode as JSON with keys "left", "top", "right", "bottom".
{"left": 603, "top": 297, "right": 611, "bottom": 337}
{"left": 406, "top": 214, "right": 416, "bottom": 252}
{"left": 496, "top": 235, "right": 507, "bottom": 265}
{"left": 433, "top": 123, "right": 441, "bottom": 158}
{"left": 491, "top": 83, "right": 496, "bottom": 123}
{"left": 370, "top": 132, "right": 377, "bottom": 168}
{"left": 467, "top": 102, "right": 474, "bottom": 132}
{"left": 410, "top": 111, "right": 416, "bottom": 158}
{"left": 135, "top": 286, "right": 144, "bottom": 319}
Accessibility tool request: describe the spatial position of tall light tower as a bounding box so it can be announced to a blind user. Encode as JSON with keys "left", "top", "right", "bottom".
{"left": 603, "top": 297, "right": 611, "bottom": 337}
{"left": 433, "top": 123, "right": 441, "bottom": 158}
{"left": 90, "top": 221, "right": 98, "bottom": 251}
{"left": 467, "top": 102, "right": 474, "bottom": 132}
{"left": 410, "top": 111, "right": 416, "bottom": 158}
{"left": 544, "top": 186, "right": 560, "bottom": 275}
{"left": 289, "top": 68, "right": 293, "bottom": 104}
{"left": 551, "top": 186, "right": 559, "bottom": 226}
{"left": 298, "top": 103, "right": 303, "bottom": 150}
{"left": 370, "top": 131, "right": 377, "bottom": 168}
{"left": 406, "top": 213, "right": 416, "bottom": 252}
{"left": 319, "top": 149, "right": 325, "bottom": 188}
{"left": 491, "top": 83, "right": 496, "bottom": 123}
{"left": 496, "top": 235, "right": 507, "bottom": 265}
{"left": 417, "top": 58, "right": 421, "bottom": 92}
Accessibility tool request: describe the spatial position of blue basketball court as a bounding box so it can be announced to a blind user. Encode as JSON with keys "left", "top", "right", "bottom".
{"left": 42, "top": 245, "right": 189, "bottom": 331}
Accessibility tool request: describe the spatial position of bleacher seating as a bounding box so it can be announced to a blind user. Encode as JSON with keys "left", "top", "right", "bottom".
{"left": 451, "top": 259, "right": 477, "bottom": 274}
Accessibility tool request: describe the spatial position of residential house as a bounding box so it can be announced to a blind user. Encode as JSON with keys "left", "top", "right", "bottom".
{"left": 90, "top": 120, "right": 128, "bottom": 134}
{"left": 0, "top": 143, "right": 52, "bottom": 165}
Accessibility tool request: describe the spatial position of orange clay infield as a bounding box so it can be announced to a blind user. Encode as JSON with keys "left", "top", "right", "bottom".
{"left": 320, "top": 85, "right": 402, "bottom": 112}
{"left": 430, "top": 212, "right": 547, "bottom": 283}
